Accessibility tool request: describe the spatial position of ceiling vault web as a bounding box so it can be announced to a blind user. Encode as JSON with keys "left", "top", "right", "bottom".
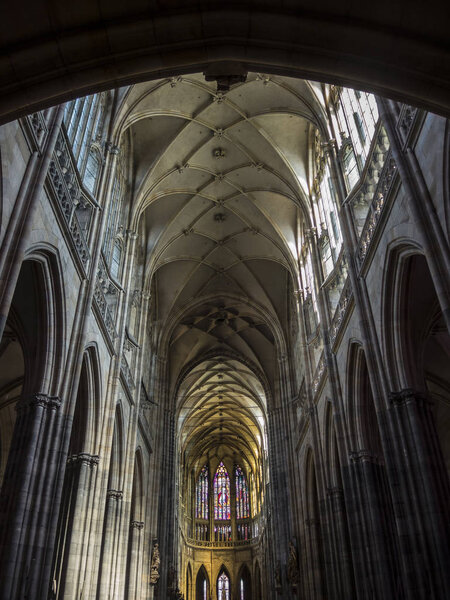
{"left": 114, "top": 71, "right": 323, "bottom": 471}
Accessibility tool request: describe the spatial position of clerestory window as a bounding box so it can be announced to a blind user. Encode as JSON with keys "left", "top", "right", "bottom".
{"left": 214, "top": 462, "right": 230, "bottom": 520}
{"left": 235, "top": 465, "right": 249, "bottom": 519}
{"left": 195, "top": 465, "right": 208, "bottom": 519}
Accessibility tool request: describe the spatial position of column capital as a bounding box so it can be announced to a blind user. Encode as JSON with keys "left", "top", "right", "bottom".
{"left": 326, "top": 486, "right": 343, "bottom": 498}
{"left": 16, "top": 393, "right": 61, "bottom": 413}
{"left": 305, "top": 227, "right": 317, "bottom": 241}
{"left": 105, "top": 141, "right": 120, "bottom": 155}
{"left": 389, "top": 388, "right": 431, "bottom": 407}
{"left": 107, "top": 489, "right": 123, "bottom": 500}
{"left": 67, "top": 452, "right": 99, "bottom": 467}
{"left": 349, "top": 449, "right": 379, "bottom": 464}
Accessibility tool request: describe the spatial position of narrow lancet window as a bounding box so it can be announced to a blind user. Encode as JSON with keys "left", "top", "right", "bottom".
{"left": 235, "top": 465, "right": 250, "bottom": 519}
{"left": 195, "top": 465, "right": 208, "bottom": 519}
{"left": 214, "top": 462, "right": 230, "bottom": 520}
{"left": 218, "top": 571, "right": 230, "bottom": 600}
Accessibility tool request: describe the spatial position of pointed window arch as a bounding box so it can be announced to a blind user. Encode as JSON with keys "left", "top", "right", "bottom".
{"left": 238, "top": 565, "right": 251, "bottom": 600}
{"left": 214, "top": 462, "right": 230, "bottom": 520}
{"left": 195, "top": 465, "right": 209, "bottom": 519}
{"left": 235, "top": 465, "right": 250, "bottom": 519}
{"left": 217, "top": 569, "right": 230, "bottom": 600}
{"left": 196, "top": 565, "right": 209, "bottom": 600}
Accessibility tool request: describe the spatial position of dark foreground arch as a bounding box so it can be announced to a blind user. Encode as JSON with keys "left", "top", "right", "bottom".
{"left": 0, "top": 1, "right": 449, "bottom": 124}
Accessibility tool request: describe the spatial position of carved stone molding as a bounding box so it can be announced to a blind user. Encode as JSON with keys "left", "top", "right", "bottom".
{"left": 389, "top": 388, "right": 431, "bottom": 408}
{"left": 312, "top": 353, "right": 326, "bottom": 395}
{"left": 107, "top": 489, "right": 123, "bottom": 500}
{"left": 358, "top": 152, "right": 397, "bottom": 263}
{"left": 326, "top": 486, "right": 343, "bottom": 498}
{"left": 67, "top": 452, "right": 99, "bottom": 467}
{"left": 120, "top": 354, "right": 135, "bottom": 391}
{"left": 349, "top": 449, "right": 378, "bottom": 463}
{"left": 93, "top": 277, "right": 118, "bottom": 345}
{"left": 16, "top": 393, "right": 61, "bottom": 413}
{"left": 305, "top": 227, "right": 317, "bottom": 242}
{"left": 105, "top": 141, "right": 120, "bottom": 155}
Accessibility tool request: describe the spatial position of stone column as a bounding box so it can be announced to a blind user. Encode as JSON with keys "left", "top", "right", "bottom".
{"left": 344, "top": 449, "right": 401, "bottom": 600}
{"left": 0, "top": 393, "right": 62, "bottom": 599}
{"left": 304, "top": 225, "right": 351, "bottom": 600}
{"left": 325, "top": 486, "right": 356, "bottom": 600}
{"left": 56, "top": 452, "right": 99, "bottom": 599}
{"left": 127, "top": 520, "right": 144, "bottom": 599}
{"left": 267, "top": 404, "right": 295, "bottom": 598}
{"left": 98, "top": 489, "right": 123, "bottom": 600}
{"left": 387, "top": 389, "right": 450, "bottom": 598}
{"left": 324, "top": 138, "right": 409, "bottom": 599}
{"left": 304, "top": 517, "right": 324, "bottom": 600}
{"left": 155, "top": 406, "right": 176, "bottom": 599}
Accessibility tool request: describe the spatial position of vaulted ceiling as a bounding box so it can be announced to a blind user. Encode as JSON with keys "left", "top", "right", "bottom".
{"left": 117, "top": 72, "right": 325, "bottom": 467}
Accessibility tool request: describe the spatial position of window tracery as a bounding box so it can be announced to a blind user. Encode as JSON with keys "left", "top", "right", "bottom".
{"left": 195, "top": 465, "right": 209, "bottom": 520}
{"left": 217, "top": 571, "right": 230, "bottom": 600}
{"left": 235, "top": 465, "right": 249, "bottom": 519}
{"left": 214, "top": 462, "right": 230, "bottom": 520}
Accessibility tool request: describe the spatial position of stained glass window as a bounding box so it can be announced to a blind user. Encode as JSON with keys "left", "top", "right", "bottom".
{"left": 214, "top": 524, "right": 231, "bottom": 541}
{"left": 235, "top": 465, "right": 250, "bottom": 519}
{"left": 237, "top": 523, "right": 250, "bottom": 540}
{"left": 217, "top": 572, "right": 230, "bottom": 600}
{"left": 214, "top": 462, "right": 230, "bottom": 520}
{"left": 195, "top": 465, "right": 209, "bottom": 519}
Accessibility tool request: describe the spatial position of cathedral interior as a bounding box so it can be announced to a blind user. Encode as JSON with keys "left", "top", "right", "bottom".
{"left": 0, "top": 2, "right": 449, "bottom": 600}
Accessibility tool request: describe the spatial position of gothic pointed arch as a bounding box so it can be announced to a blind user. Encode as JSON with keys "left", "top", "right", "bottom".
{"left": 304, "top": 449, "right": 326, "bottom": 599}
{"left": 217, "top": 564, "right": 231, "bottom": 600}
{"left": 254, "top": 561, "right": 262, "bottom": 599}
{"left": 195, "top": 464, "right": 209, "bottom": 520}
{"left": 346, "top": 341, "right": 383, "bottom": 458}
{"left": 214, "top": 461, "right": 231, "bottom": 521}
{"left": 186, "top": 562, "right": 193, "bottom": 600}
{"left": 237, "top": 563, "right": 252, "bottom": 600}
{"left": 0, "top": 249, "right": 67, "bottom": 597}
{"left": 51, "top": 347, "right": 101, "bottom": 598}
{"left": 196, "top": 564, "right": 209, "bottom": 600}
{"left": 126, "top": 448, "right": 145, "bottom": 598}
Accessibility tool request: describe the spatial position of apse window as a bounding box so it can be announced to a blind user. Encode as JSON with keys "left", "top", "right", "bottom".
{"left": 217, "top": 572, "right": 230, "bottom": 600}
{"left": 214, "top": 462, "right": 230, "bottom": 520}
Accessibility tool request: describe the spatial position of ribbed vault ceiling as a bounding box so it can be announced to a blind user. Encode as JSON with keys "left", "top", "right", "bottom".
{"left": 177, "top": 357, "right": 266, "bottom": 474}
{"left": 118, "top": 72, "right": 325, "bottom": 466}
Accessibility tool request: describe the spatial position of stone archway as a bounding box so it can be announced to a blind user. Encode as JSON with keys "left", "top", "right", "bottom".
{"left": 0, "top": 1, "right": 449, "bottom": 123}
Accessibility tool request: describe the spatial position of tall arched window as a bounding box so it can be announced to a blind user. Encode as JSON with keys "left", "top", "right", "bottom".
{"left": 196, "top": 566, "right": 208, "bottom": 600}
{"left": 110, "top": 240, "right": 122, "bottom": 280}
{"left": 214, "top": 462, "right": 230, "bottom": 520}
{"left": 195, "top": 465, "right": 209, "bottom": 519}
{"left": 217, "top": 570, "right": 230, "bottom": 600}
{"left": 235, "top": 465, "right": 249, "bottom": 519}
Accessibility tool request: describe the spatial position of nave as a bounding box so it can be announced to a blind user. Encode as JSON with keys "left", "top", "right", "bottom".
{"left": 0, "top": 70, "right": 449, "bottom": 599}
